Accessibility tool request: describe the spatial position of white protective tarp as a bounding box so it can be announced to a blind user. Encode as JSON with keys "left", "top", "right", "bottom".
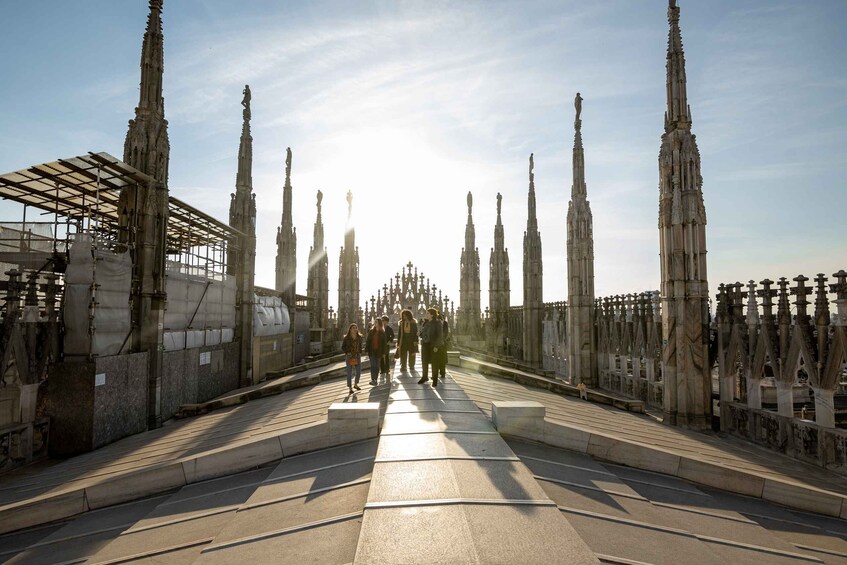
{"left": 253, "top": 294, "right": 290, "bottom": 337}
{"left": 63, "top": 234, "right": 132, "bottom": 357}
{"left": 162, "top": 261, "right": 237, "bottom": 351}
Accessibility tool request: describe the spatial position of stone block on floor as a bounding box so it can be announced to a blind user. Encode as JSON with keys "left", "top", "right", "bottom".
{"left": 492, "top": 401, "right": 545, "bottom": 440}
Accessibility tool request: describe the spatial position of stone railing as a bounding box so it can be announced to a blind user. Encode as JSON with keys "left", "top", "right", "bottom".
{"left": 542, "top": 301, "right": 568, "bottom": 379}
{"left": 0, "top": 418, "right": 49, "bottom": 474}
{"left": 726, "top": 402, "right": 847, "bottom": 476}
{"left": 716, "top": 271, "right": 846, "bottom": 431}
{"left": 595, "top": 291, "right": 663, "bottom": 408}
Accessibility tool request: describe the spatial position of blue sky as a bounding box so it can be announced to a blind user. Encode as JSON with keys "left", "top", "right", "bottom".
{"left": 1, "top": 1, "right": 845, "bottom": 312}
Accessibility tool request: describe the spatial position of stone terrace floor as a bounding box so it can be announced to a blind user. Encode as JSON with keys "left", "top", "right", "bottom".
{"left": 2, "top": 360, "right": 847, "bottom": 563}
{"left": 0, "top": 362, "right": 390, "bottom": 510}
{"left": 451, "top": 367, "right": 847, "bottom": 497}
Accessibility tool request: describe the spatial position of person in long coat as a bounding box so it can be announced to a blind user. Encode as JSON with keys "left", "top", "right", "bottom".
{"left": 380, "top": 314, "right": 395, "bottom": 378}
{"left": 417, "top": 307, "right": 444, "bottom": 386}
{"left": 396, "top": 309, "right": 418, "bottom": 372}
{"left": 366, "top": 318, "right": 388, "bottom": 386}
{"left": 341, "top": 323, "right": 363, "bottom": 394}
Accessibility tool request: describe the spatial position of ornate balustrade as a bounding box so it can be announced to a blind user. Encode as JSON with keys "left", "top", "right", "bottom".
{"left": 716, "top": 271, "right": 847, "bottom": 432}
{"left": 595, "top": 291, "right": 663, "bottom": 408}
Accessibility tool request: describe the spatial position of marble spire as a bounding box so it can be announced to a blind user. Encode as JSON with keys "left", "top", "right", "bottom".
{"left": 459, "top": 192, "right": 481, "bottom": 337}
{"left": 307, "top": 190, "right": 329, "bottom": 336}
{"left": 488, "top": 193, "right": 510, "bottom": 354}
{"left": 567, "top": 92, "right": 597, "bottom": 386}
{"left": 120, "top": 0, "right": 171, "bottom": 428}
{"left": 275, "top": 148, "right": 297, "bottom": 308}
{"left": 229, "top": 85, "right": 257, "bottom": 388}
{"left": 658, "top": 0, "right": 710, "bottom": 429}
{"left": 338, "top": 191, "right": 360, "bottom": 331}
{"left": 523, "top": 154, "right": 543, "bottom": 366}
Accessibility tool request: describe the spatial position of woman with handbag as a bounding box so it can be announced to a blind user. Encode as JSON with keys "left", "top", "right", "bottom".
{"left": 342, "top": 323, "right": 363, "bottom": 394}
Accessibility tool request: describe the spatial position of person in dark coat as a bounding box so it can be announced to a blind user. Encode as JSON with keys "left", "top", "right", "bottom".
{"left": 366, "top": 318, "right": 388, "bottom": 386}
{"left": 396, "top": 309, "right": 418, "bottom": 372}
{"left": 380, "top": 314, "right": 395, "bottom": 378}
{"left": 418, "top": 307, "right": 444, "bottom": 386}
{"left": 341, "top": 323, "right": 363, "bottom": 394}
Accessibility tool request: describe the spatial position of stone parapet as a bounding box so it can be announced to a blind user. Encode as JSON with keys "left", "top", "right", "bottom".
{"left": 725, "top": 401, "right": 847, "bottom": 477}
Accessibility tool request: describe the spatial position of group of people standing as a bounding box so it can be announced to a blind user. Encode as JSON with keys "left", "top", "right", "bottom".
{"left": 340, "top": 308, "right": 450, "bottom": 394}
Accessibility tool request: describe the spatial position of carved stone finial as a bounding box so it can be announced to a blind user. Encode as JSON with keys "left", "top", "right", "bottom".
{"left": 467, "top": 191, "right": 473, "bottom": 213}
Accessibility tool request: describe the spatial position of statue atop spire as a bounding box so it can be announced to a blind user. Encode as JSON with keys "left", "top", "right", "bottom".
{"left": 285, "top": 147, "right": 292, "bottom": 180}
{"left": 572, "top": 93, "right": 586, "bottom": 197}
{"left": 276, "top": 145, "right": 296, "bottom": 304}
{"left": 466, "top": 191, "right": 473, "bottom": 214}
{"left": 575, "top": 92, "right": 583, "bottom": 128}
{"left": 234, "top": 85, "right": 253, "bottom": 193}
{"left": 242, "top": 85, "right": 251, "bottom": 122}
{"left": 317, "top": 189, "right": 323, "bottom": 211}
{"left": 496, "top": 192, "right": 502, "bottom": 219}
{"left": 529, "top": 153, "right": 535, "bottom": 183}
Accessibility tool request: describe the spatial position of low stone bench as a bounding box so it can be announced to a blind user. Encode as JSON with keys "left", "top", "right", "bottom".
{"left": 328, "top": 402, "right": 381, "bottom": 445}
{"left": 491, "top": 400, "right": 545, "bottom": 439}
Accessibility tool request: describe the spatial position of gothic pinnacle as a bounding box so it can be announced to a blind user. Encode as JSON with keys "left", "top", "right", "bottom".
{"left": 138, "top": 0, "right": 164, "bottom": 114}
{"left": 527, "top": 153, "right": 537, "bottom": 231}
{"left": 665, "top": 0, "right": 691, "bottom": 131}
{"left": 572, "top": 93, "right": 586, "bottom": 199}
